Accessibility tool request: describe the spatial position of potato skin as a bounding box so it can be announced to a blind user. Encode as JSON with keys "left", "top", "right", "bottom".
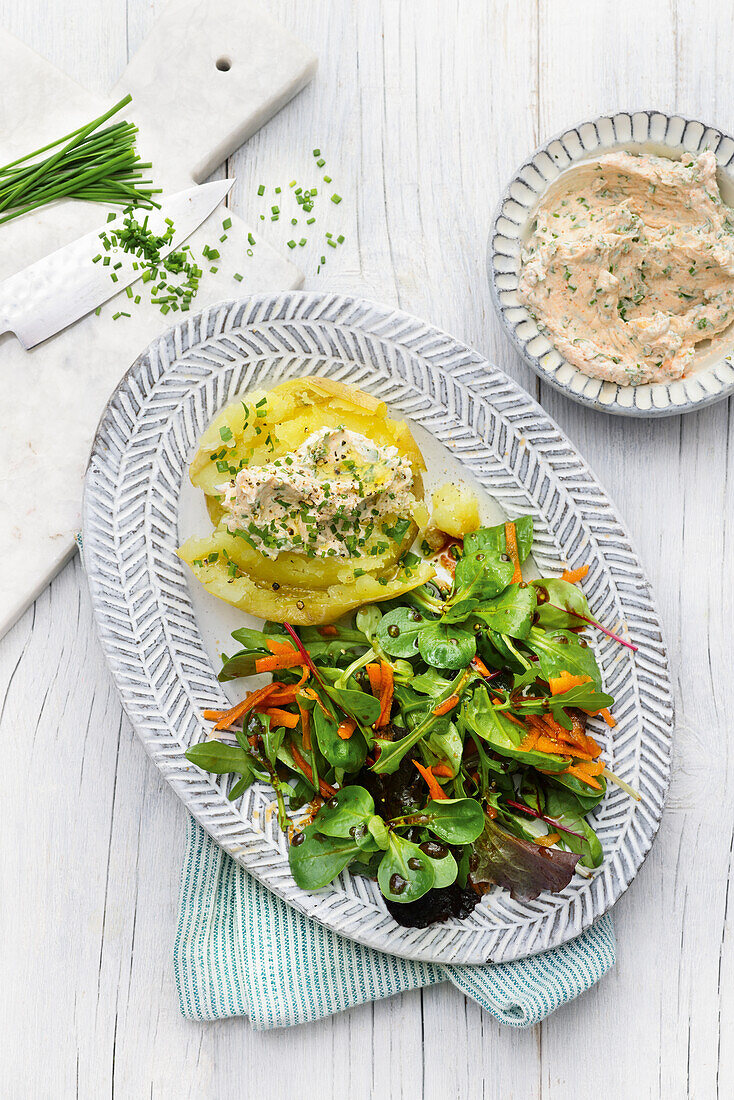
{"left": 178, "top": 378, "right": 433, "bottom": 623}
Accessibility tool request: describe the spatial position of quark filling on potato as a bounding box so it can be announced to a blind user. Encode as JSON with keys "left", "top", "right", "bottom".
{"left": 518, "top": 150, "right": 734, "bottom": 385}
{"left": 219, "top": 426, "right": 418, "bottom": 560}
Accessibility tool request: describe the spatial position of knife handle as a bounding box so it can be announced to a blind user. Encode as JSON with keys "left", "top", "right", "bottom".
{"left": 112, "top": 0, "right": 317, "bottom": 185}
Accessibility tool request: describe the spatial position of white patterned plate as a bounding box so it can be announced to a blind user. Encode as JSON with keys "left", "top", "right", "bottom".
{"left": 489, "top": 109, "right": 734, "bottom": 416}
{"left": 82, "top": 293, "right": 673, "bottom": 964}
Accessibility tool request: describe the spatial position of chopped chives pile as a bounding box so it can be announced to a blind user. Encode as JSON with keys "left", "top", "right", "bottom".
{"left": 99, "top": 208, "right": 202, "bottom": 317}
{"left": 0, "top": 95, "right": 160, "bottom": 226}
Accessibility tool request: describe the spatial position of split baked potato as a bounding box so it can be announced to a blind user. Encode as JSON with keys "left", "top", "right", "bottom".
{"left": 177, "top": 377, "right": 433, "bottom": 624}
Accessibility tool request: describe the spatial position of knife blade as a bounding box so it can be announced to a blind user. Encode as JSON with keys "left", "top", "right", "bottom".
{"left": 0, "top": 178, "right": 234, "bottom": 349}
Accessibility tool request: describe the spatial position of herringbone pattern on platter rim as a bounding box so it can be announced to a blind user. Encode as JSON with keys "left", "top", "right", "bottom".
{"left": 82, "top": 292, "right": 674, "bottom": 965}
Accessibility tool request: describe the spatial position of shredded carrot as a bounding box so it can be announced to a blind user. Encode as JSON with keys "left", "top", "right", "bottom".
{"left": 472, "top": 655, "right": 493, "bottom": 679}
{"left": 211, "top": 684, "right": 278, "bottom": 731}
{"left": 317, "top": 625, "right": 339, "bottom": 637}
{"left": 267, "top": 667, "right": 311, "bottom": 706}
{"left": 520, "top": 727, "right": 541, "bottom": 752}
{"left": 300, "top": 686, "right": 331, "bottom": 719}
{"left": 534, "top": 832, "right": 561, "bottom": 847}
{"left": 598, "top": 707, "right": 616, "bottom": 728}
{"left": 376, "top": 661, "right": 394, "bottom": 728}
{"left": 548, "top": 671, "right": 592, "bottom": 696}
{"left": 486, "top": 804, "right": 498, "bottom": 819}
{"left": 505, "top": 521, "right": 523, "bottom": 583}
{"left": 560, "top": 564, "right": 589, "bottom": 584}
{"left": 298, "top": 702, "right": 312, "bottom": 751}
{"left": 290, "top": 742, "right": 336, "bottom": 799}
{"left": 261, "top": 707, "right": 299, "bottom": 728}
{"left": 412, "top": 759, "right": 447, "bottom": 800}
{"left": 564, "top": 764, "right": 602, "bottom": 790}
{"left": 255, "top": 651, "right": 305, "bottom": 673}
{"left": 366, "top": 663, "right": 382, "bottom": 697}
{"left": 337, "top": 718, "right": 357, "bottom": 740}
{"left": 432, "top": 693, "right": 459, "bottom": 717}
{"left": 267, "top": 638, "right": 297, "bottom": 655}
{"left": 431, "top": 763, "right": 453, "bottom": 778}
{"left": 533, "top": 735, "right": 572, "bottom": 757}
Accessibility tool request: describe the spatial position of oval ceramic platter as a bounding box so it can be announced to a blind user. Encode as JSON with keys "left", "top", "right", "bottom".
{"left": 489, "top": 109, "right": 734, "bottom": 416}
{"left": 82, "top": 292, "right": 673, "bottom": 964}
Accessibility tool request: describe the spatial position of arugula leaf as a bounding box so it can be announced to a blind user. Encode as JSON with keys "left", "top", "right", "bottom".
{"left": 377, "top": 834, "right": 435, "bottom": 903}
{"left": 469, "top": 816, "right": 579, "bottom": 901}
{"left": 545, "top": 684, "right": 613, "bottom": 730}
{"left": 289, "top": 826, "right": 366, "bottom": 890}
{"left": 470, "top": 584, "right": 537, "bottom": 638}
{"left": 417, "top": 622, "right": 476, "bottom": 669}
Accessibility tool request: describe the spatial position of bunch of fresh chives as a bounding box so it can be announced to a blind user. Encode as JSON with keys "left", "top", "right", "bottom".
{"left": 0, "top": 95, "right": 161, "bottom": 226}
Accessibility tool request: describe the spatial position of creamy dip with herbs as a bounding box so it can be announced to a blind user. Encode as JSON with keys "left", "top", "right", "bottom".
{"left": 220, "top": 427, "right": 417, "bottom": 560}
{"left": 518, "top": 150, "right": 734, "bottom": 385}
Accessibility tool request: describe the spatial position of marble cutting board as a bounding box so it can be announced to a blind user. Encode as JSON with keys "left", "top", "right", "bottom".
{"left": 0, "top": 0, "right": 317, "bottom": 637}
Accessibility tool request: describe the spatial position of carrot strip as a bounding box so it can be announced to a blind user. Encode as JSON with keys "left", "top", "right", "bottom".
{"left": 412, "top": 759, "right": 447, "bottom": 801}
{"left": 376, "top": 661, "right": 394, "bottom": 728}
{"left": 337, "top": 718, "right": 357, "bottom": 740}
{"left": 267, "top": 667, "right": 311, "bottom": 706}
{"left": 432, "top": 693, "right": 459, "bottom": 717}
{"left": 505, "top": 521, "right": 522, "bottom": 583}
{"left": 290, "top": 742, "right": 336, "bottom": 798}
{"left": 533, "top": 735, "right": 572, "bottom": 757}
{"left": 472, "top": 656, "right": 494, "bottom": 679}
{"left": 212, "top": 684, "right": 278, "bottom": 731}
{"left": 560, "top": 564, "right": 589, "bottom": 584}
{"left": 431, "top": 763, "right": 453, "bottom": 778}
{"left": 255, "top": 651, "right": 305, "bottom": 673}
{"left": 262, "top": 707, "right": 299, "bottom": 728}
{"left": 267, "top": 638, "right": 298, "bottom": 655}
{"left": 366, "top": 663, "right": 383, "bottom": 697}
{"left": 318, "top": 625, "right": 338, "bottom": 637}
{"left": 548, "top": 672, "right": 592, "bottom": 696}
{"left": 520, "top": 727, "right": 541, "bottom": 752}
{"left": 300, "top": 687, "right": 331, "bottom": 719}
{"left": 534, "top": 832, "right": 561, "bottom": 847}
{"left": 598, "top": 707, "right": 616, "bottom": 728}
{"left": 564, "top": 763, "right": 602, "bottom": 790}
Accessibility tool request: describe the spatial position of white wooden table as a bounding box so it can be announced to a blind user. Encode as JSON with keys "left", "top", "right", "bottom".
{"left": 1, "top": 1, "right": 730, "bottom": 1096}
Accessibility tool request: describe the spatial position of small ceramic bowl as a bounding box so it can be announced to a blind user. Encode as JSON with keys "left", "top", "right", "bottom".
{"left": 488, "top": 109, "right": 734, "bottom": 416}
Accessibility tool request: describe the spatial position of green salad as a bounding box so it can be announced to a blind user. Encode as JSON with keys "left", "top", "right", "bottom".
{"left": 186, "top": 516, "right": 639, "bottom": 928}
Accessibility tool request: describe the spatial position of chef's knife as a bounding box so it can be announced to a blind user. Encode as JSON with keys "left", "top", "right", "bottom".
{"left": 0, "top": 178, "right": 234, "bottom": 349}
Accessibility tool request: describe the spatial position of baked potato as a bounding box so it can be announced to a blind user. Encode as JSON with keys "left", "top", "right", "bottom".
{"left": 178, "top": 377, "right": 433, "bottom": 624}
{"left": 430, "top": 482, "right": 480, "bottom": 540}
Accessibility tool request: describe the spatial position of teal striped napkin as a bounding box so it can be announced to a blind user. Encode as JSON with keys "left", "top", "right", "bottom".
{"left": 175, "top": 817, "right": 615, "bottom": 1029}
